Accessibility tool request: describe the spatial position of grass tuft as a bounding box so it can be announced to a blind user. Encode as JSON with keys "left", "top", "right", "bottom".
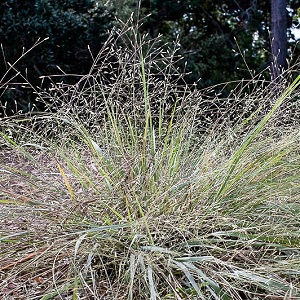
{"left": 0, "top": 23, "right": 299, "bottom": 299}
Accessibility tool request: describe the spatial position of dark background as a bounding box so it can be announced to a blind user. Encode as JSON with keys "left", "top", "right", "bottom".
{"left": 0, "top": 0, "right": 299, "bottom": 116}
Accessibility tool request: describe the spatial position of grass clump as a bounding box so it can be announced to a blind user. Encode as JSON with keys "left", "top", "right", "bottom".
{"left": 0, "top": 24, "right": 300, "bottom": 299}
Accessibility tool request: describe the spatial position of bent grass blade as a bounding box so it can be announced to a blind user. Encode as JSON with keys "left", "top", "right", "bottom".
{"left": 216, "top": 74, "right": 300, "bottom": 201}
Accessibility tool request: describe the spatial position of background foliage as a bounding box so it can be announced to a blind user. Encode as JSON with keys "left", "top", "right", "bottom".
{"left": 0, "top": 0, "right": 113, "bottom": 114}
{"left": 135, "top": 0, "right": 300, "bottom": 85}
{"left": 0, "top": 0, "right": 299, "bottom": 115}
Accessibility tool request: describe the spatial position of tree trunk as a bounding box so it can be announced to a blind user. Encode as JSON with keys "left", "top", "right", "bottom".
{"left": 271, "top": 0, "right": 287, "bottom": 80}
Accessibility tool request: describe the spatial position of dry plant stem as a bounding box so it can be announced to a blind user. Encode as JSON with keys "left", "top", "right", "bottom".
{"left": 0, "top": 246, "right": 49, "bottom": 271}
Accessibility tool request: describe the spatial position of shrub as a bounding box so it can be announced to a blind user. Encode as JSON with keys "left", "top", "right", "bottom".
{"left": 0, "top": 0, "right": 113, "bottom": 115}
